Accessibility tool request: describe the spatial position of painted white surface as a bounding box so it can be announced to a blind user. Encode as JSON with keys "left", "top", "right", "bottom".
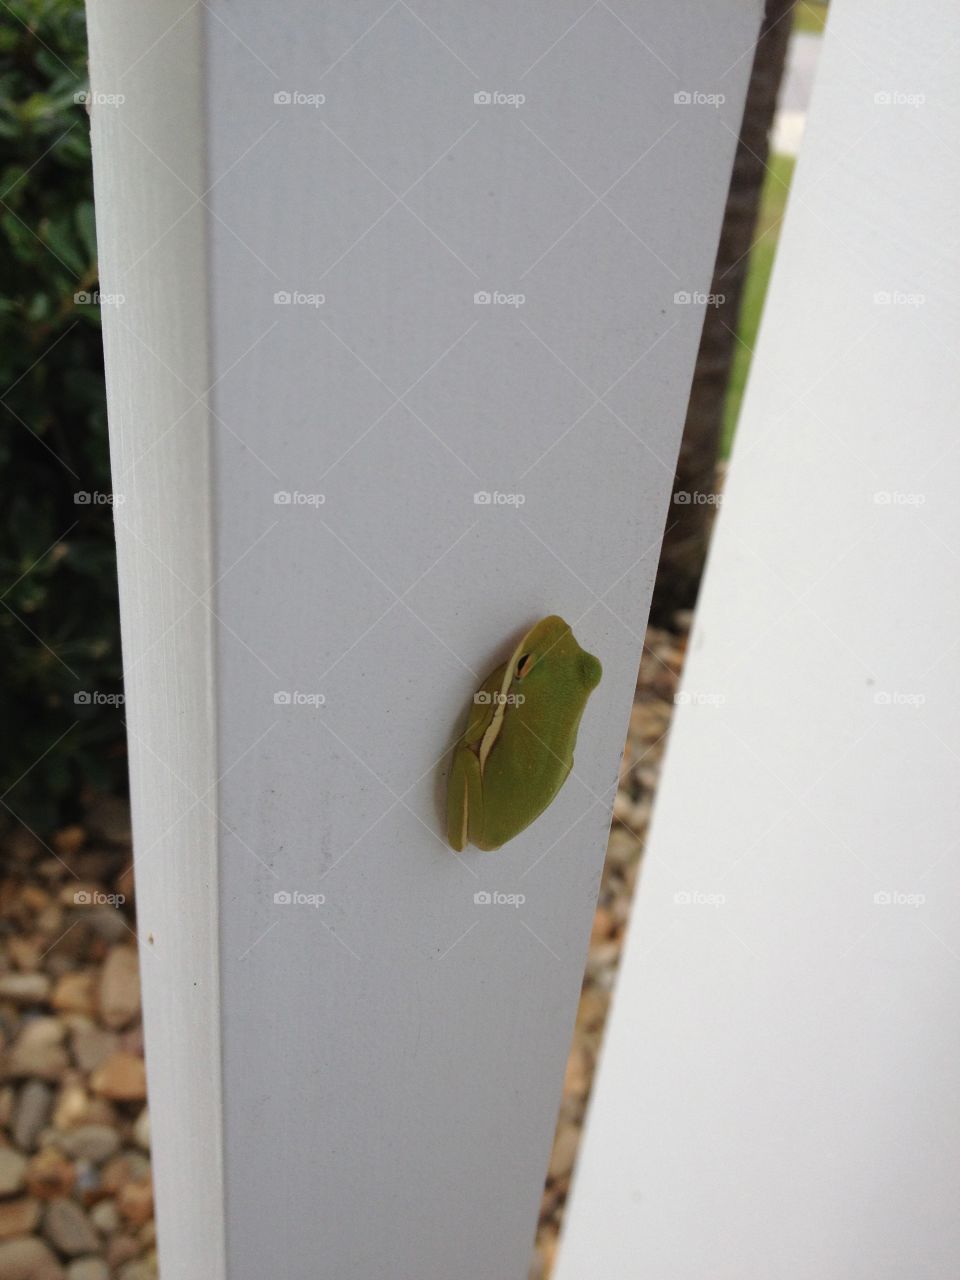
{"left": 87, "top": 2, "right": 761, "bottom": 1276}
{"left": 557, "top": 2, "right": 960, "bottom": 1277}
{"left": 85, "top": 2, "right": 225, "bottom": 1278}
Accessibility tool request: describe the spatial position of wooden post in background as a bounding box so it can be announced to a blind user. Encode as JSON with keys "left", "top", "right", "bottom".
{"left": 85, "top": 2, "right": 761, "bottom": 1276}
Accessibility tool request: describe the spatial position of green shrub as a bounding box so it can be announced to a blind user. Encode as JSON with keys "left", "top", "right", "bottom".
{"left": 0, "top": 0, "right": 125, "bottom": 827}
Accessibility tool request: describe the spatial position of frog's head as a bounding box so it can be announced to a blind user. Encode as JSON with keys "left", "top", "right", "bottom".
{"left": 512, "top": 615, "right": 602, "bottom": 692}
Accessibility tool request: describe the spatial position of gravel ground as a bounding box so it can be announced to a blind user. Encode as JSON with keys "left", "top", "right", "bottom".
{"left": 0, "top": 617, "right": 687, "bottom": 1279}
{"left": 532, "top": 614, "right": 688, "bottom": 1279}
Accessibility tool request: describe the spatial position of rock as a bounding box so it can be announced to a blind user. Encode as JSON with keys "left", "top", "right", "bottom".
{"left": 562, "top": 1046, "right": 590, "bottom": 1102}
{"left": 589, "top": 906, "right": 616, "bottom": 944}
{"left": 35, "top": 907, "right": 64, "bottom": 938}
{"left": 116, "top": 1178, "right": 152, "bottom": 1227}
{"left": 97, "top": 949, "right": 140, "bottom": 1030}
{"left": 547, "top": 1123, "right": 580, "bottom": 1182}
{"left": 69, "top": 1027, "right": 117, "bottom": 1075}
{"left": 0, "top": 974, "right": 51, "bottom": 1005}
{"left": 101, "top": 1153, "right": 150, "bottom": 1196}
{"left": 42, "top": 1199, "right": 99, "bottom": 1256}
{"left": 52, "top": 1082, "right": 90, "bottom": 1131}
{"left": 4, "top": 1018, "right": 67, "bottom": 1080}
{"left": 132, "top": 1109, "right": 149, "bottom": 1152}
{"left": 0, "top": 1236, "right": 65, "bottom": 1279}
{"left": 0, "top": 1197, "right": 41, "bottom": 1239}
{"left": 83, "top": 909, "right": 130, "bottom": 944}
{"left": 105, "top": 1234, "right": 139, "bottom": 1269}
{"left": 66, "top": 1261, "right": 109, "bottom": 1280}
{"left": 7, "top": 938, "right": 42, "bottom": 972}
{"left": 88, "top": 1200, "right": 118, "bottom": 1235}
{"left": 13, "top": 1081, "right": 52, "bottom": 1151}
{"left": 19, "top": 886, "right": 50, "bottom": 913}
{"left": 51, "top": 975, "right": 96, "bottom": 1018}
{"left": 90, "top": 1054, "right": 146, "bottom": 1103}
{"left": 117, "top": 1259, "right": 157, "bottom": 1280}
{"left": 24, "top": 1149, "right": 75, "bottom": 1200}
{"left": 0, "top": 1148, "right": 28, "bottom": 1195}
{"left": 84, "top": 797, "right": 131, "bottom": 846}
{"left": 72, "top": 1162, "right": 101, "bottom": 1205}
{"left": 51, "top": 827, "right": 85, "bottom": 858}
{"left": 56, "top": 1126, "right": 120, "bottom": 1165}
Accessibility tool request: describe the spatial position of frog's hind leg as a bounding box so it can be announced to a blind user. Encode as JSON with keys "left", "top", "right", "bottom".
{"left": 446, "top": 747, "right": 484, "bottom": 852}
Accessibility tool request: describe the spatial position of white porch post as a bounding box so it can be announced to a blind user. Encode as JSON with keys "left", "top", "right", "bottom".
{"left": 85, "top": 2, "right": 761, "bottom": 1276}
{"left": 556, "top": 2, "right": 960, "bottom": 1277}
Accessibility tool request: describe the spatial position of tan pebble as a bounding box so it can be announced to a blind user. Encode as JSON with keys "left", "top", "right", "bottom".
{"left": 589, "top": 907, "right": 615, "bottom": 944}
{"left": 42, "top": 1198, "right": 99, "bottom": 1257}
{"left": 89, "top": 1199, "right": 119, "bottom": 1235}
{"left": 117, "top": 1178, "right": 153, "bottom": 1226}
{"left": 105, "top": 1234, "right": 139, "bottom": 1269}
{"left": 69, "top": 1027, "right": 118, "bottom": 1075}
{"left": 52, "top": 827, "right": 86, "bottom": 857}
{"left": 0, "top": 1148, "right": 28, "bottom": 1196}
{"left": 0, "top": 973, "right": 51, "bottom": 1004}
{"left": 562, "top": 1046, "right": 590, "bottom": 1101}
{"left": 20, "top": 885, "right": 50, "bottom": 912}
{"left": 0, "top": 1195, "right": 41, "bottom": 1238}
{"left": 51, "top": 974, "right": 97, "bottom": 1018}
{"left": 97, "top": 948, "right": 140, "bottom": 1031}
{"left": 547, "top": 1124, "right": 580, "bottom": 1182}
{"left": 90, "top": 1054, "right": 146, "bottom": 1103}
{"left": 132, "top": 1109, "right": 149, "bottom": 1152}
{"left": 25, "top": 1148, "right": 76, "bottom": 1199}
{"left": 6, "top": 1019, "right": 68, "bottom": 1081}
{"left": 7, "top": 937, "right": 43, "bottom": 972}
{"left": 36, "top": 906, "right": 65, "bottom": 937}
{"left": 52, "top": 1082, "right": 90, "bottom": 1131}
{"left": 0, "top": 1235, "right": 65, "bottom": 1280}
{"left": 101, "top": 1153, "right": 150, "bottom": 1196}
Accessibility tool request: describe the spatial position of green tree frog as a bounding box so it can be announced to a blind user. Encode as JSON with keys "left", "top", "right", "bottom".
{"left": 446, "top": 616, "right": 602, "bottom": 851}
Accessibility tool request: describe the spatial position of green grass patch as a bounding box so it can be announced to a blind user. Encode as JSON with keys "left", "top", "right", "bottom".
{"left": 721, "top": 152, "right": 796, "bottom": 456}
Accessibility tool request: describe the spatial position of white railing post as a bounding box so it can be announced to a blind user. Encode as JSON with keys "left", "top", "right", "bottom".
{"left": 556, "top": 1, "right": 960, "bottom": 1277}
{"left": 85, "top": 2, "right": 761, "bottom": 1275}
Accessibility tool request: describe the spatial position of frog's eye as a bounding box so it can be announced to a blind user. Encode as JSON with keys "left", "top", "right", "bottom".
{"left": 516, "top": 654, "right": 534, "bottom": 679}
